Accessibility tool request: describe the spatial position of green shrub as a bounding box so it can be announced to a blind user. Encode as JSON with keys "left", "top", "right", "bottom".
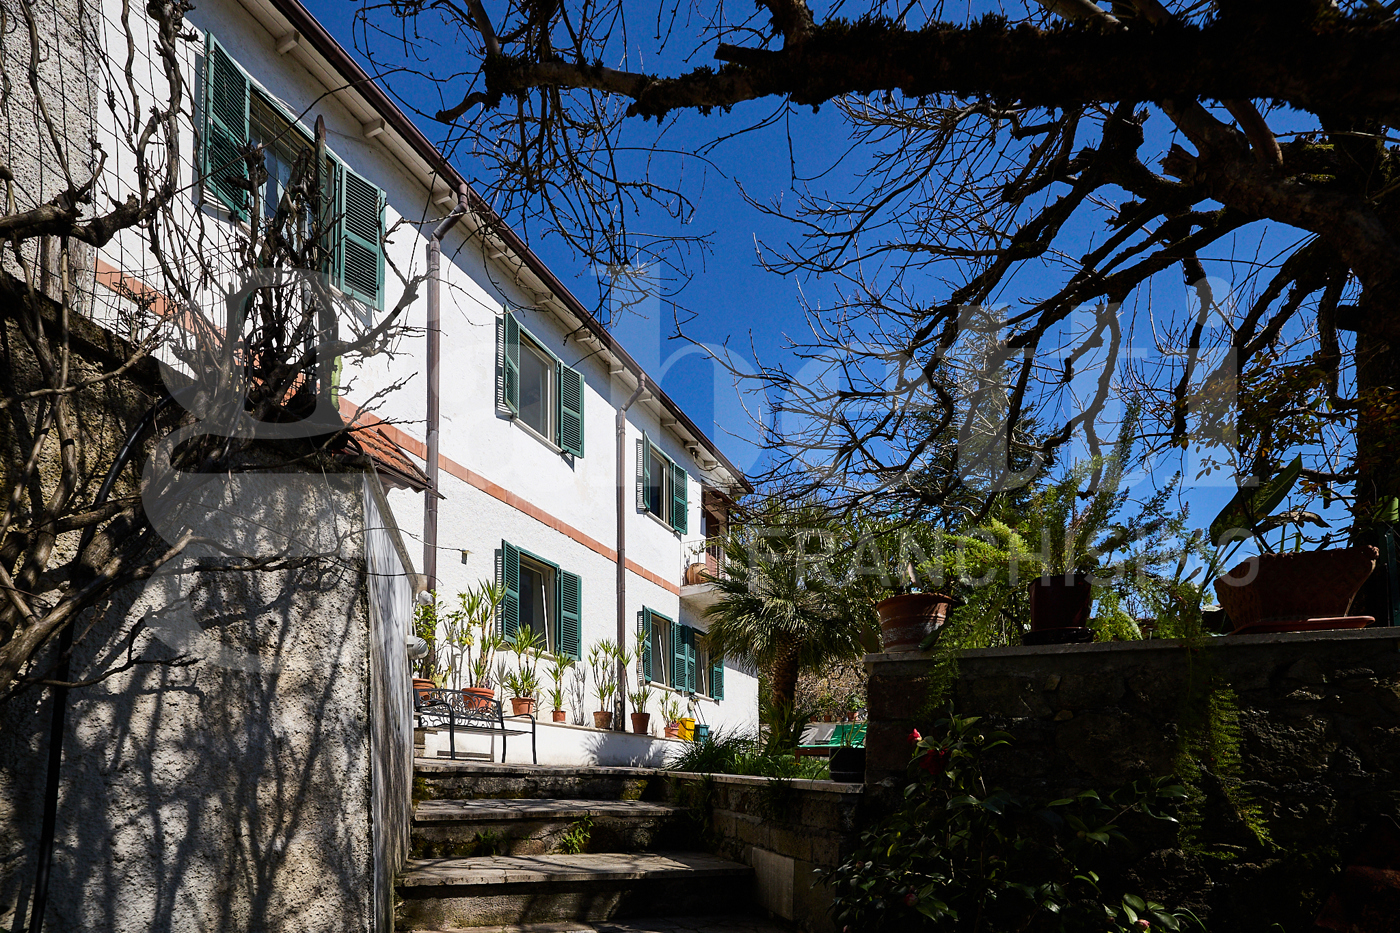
{"left": 668, "top": 728, "right": 829, "bottom": 780}
{"left": 826, "top": 713, "right": 1204, "bottom": 933}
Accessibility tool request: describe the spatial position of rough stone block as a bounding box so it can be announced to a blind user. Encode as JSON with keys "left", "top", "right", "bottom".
{"left": 750, "top": 846, "right": 795, "bottom": 921}
{"left": 1056, "top": 711, "right": 1174, "bottom": 784}
{"left": 1056, "top": 672, "right": 1126, "bottom": 709}
{"left": 963, "top": 675, "right": 1053, "bottom": 719}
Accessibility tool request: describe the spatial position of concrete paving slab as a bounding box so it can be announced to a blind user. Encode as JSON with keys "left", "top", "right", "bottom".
{"left": 399, "top": 852, "right": 750, "bottom": 887}
{"left": 415, "top": 798, "right": 684, "bottom": 822}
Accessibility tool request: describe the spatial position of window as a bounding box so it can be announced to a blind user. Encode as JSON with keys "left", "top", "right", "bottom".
{"left": 497, "top": 540, "right": 582, "bottom": 659}
{"left": 646, "top": 448, "right": 668, "bottom": 518}
{"left": 496, "top": 312, "right": 586, "bottom": 457}
{"left": 518, "top": 334, "right": 554, "bottom": 439}
{"left": 201, "top": 33, "right": 386, "bottom": 309}
{"left": 635, "top": 432, "right": 688, "bottom": 533}
{"left": 639, "top": 611, "right": 722, "bottom": 700}
{"left": 250, "top": 95, "right": 314, "bottom": 226}
{"left": 639, "top": 608, "right": 673, "bottom": 687}
{"left": 518, "top": 555, "right": 556, "bottom": 649}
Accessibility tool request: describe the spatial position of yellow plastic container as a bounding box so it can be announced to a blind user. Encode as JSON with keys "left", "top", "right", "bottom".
{"left": 678, "top": 717, "right": 696, "bottom": 741}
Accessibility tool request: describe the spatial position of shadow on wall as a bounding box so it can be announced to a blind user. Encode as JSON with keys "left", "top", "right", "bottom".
{"left": 0, "top": 470, "right": 377, "bottom": 933}
{"left": 579, "top": 729, "right": 672, "bottom": 768}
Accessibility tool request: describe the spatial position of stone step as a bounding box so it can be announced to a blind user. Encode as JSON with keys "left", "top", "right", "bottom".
{"left": 395, "top": 853, "right": 753, "bottom": 930}
{"left": 414, "top": 758, "right": 665, "bottom": 803}
{"left": 406, "top": 916, "right": 793, "bottom": 932}
{"left": 411, "top": 799, "right": 698, "bottom": 858}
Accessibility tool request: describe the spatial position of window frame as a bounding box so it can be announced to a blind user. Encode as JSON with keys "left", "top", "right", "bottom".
{"left": 496, "top": 310, "right": 587, "bottom": 458}
{"left": 636, "top": 431, "right": 689, "bottom": 534}
{"left": 640, "top": 607, "right": 674, "bottom": 689}
{"left": 497, "top": 540, "right": 583, "bottom": 660}
{"left": 640, "top": 616, "right": 722, "bottom": 699}
{"left": 646, "top": 447, "right": 671, "bottom": 521}
{"left": 518, "top": 552, "right": 558, "bottom": 653}
{"left": 199, "top": 32, "right": 386, "bottom": 312}
{"left": 516, "top": 330, "right": 557, "bottom": 444}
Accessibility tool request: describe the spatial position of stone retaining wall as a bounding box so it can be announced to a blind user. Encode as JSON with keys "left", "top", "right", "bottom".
{"left": 662, "top": 772, "right": 863, "bottom": 933}
{"left": 865, "top": 628, "right": 1400, "bottom": 931}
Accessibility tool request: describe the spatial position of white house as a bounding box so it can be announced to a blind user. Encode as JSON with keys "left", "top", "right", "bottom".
{"left": 92, "top": 0, "right": 758, "bottom": 744}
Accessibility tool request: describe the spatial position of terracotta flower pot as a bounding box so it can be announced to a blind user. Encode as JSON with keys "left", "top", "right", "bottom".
{"left": 631, "top": 712, "right": 651, "bottom": 735}
{"left": 1214, "top": 546, "right": 1378, "bottom": 632}
{"left": 876, "top": 592, "right": 958, "bottom": 651}
{"left": 552, "top": 709, "right": 567, "bottom": 723}
{"left": 510, "top": 697, "right": 536, "bottom": 716}
{"left": 829, "top": 746, "right": 865, "bottom": 784}
{"left": 685, "top": 562, "right": 709, "bottom": 585}
{"left": 412, "top": 678, "right": 436, "bottom": 701}
{"left": 462, "top": 686, "right": 495, "bottom": 710}
{"left": 593, "top": 711, "right": 614, "bottom": 730}
{"left": 1027, "top": 573, "right": 1093, "bottom": 631}
{"left": 664, "top": 724, "right": 680, "bottom": 739}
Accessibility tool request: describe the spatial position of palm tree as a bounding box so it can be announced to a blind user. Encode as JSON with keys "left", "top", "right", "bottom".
{"left": 702, "top": 500, "right": 876, "bottom": 711}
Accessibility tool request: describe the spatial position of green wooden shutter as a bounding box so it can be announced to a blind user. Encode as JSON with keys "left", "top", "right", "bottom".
{"left": 685, "top": 627, "right": 697, "bottom": 693}
{"left": 500, "top": 313, "right": 520, "bottom": 415}
{"left": 203, "top": 35, "right": 249, "bottom": 217}
{"left": 711, "top": 656, "right": 724, "bottom": 700}
{"left": 498, "top": 541, "right": 520, "bottom": 638}
{"left": 639, "top": 608, "right": 652, "bottom": 682}
{"left": 670, "top": 461, "right": 688, "bottom": 532}
{"left": 494, "top": 315, "right": 505, "bottom": 409}
{"left": 557, "top": 363, "right": 585, "bottom": 457}
{"left": 636, "top": 433, "right": 649, "bottom": 511}
{"left": 557, "top": 569, "right": 582, "bottom": 660}
{"left": 672, "top": 621, "right": 688, "bottom": 691}
{"left": 337, "top": 164, "right": 385, "bottom": 309}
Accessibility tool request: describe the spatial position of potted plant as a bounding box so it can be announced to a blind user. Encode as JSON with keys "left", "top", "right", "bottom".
{"left": 661, "top": 696, "right": 682, "bottom": 738}
{"left": 504, "top": 627, "right": 543, "bottom": 715}
{"left": 1017, "top": 428, "right": 1172, "bottom": 643}
{"left": 588, "top": 640, "right": 618, "bottom": 729}
{"left": 440, "top": 581, "right": 505, "bottom": 708}
{"left": 876, "top": 561, "right": 960, "bottom": 652}
{"left": 829, "top": 733, "right": 865, "bottom": 783}
{"left": 684, "top": 540, "right": 711, "bottom": 586}
{"left": 630, "top": 686, "right": 653, "bottom": 735}
{"left": 567, "top": 664, "right": 587, "bottom": 725}
{"left": 547, "top": 653, "right": 575, "bottom": 723}
{"left": 1208, "top": 457, "right": 1378, "bottom": 633}
{"left": 412, "top": 592, "right": 442, "bottom": 700}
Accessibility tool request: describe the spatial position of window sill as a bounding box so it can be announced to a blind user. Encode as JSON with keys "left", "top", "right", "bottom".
{"left": 645, "top": 680, "right": 717, "bottom": 703}
{"left": 509, "top": 413, "right": 566, "bottom": 456}
{"left": 642, "top": 508, "right": 680, "bottom": 535}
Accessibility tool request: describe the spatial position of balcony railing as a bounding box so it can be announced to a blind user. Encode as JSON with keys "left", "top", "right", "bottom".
{"left": 684, "top": 537, "right": 727, "bottom": 587}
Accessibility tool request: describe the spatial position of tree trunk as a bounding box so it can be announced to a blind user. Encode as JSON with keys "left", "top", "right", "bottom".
{"left": 1352, "top": 327, "right": 1400, "bottom": 532}
{"left": 768, "top": 638, "right": 801, "bottom": 711}
{"left": 1349, "top": 324, "right": 1400, "bottom": 621}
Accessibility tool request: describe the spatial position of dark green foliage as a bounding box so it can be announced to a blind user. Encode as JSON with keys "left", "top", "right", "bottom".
{"left": 558, "top": 815, "right": 592, "bottom": 854}
{"left": 826, "top": 713, "right": 1204, "bottom": 933}
{"left": 668, "top": 727, "right": 829, "bottom": 780}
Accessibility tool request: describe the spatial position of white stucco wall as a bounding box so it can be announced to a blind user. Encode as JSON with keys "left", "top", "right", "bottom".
{"left": 89, "top": 0, "right": 758, "bottom": 741}
{"left": 421, "top": 718, "right": 688, "bottom": 768}
{"left": 0, "top": 470, "right": 380, "bottom": 933}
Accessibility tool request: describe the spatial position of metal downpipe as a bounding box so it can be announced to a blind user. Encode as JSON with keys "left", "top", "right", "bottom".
{"left": 423, "top": 185, "right": 470, "bottom": 594}
{"left": 616, "top": 376, "right": 647, "bottom": 731}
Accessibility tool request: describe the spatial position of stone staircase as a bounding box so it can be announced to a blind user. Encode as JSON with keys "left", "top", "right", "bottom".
{"left": 396, "top": 760, "right": 762, "bottom": 931}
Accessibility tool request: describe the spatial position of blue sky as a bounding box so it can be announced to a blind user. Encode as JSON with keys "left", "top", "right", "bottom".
{"left": 305, "top": 0, "right": 1351, "bottom": 550}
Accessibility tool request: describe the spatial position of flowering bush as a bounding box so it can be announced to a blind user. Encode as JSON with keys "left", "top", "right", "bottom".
{"left": 826, "top": 714, "right": 1204, "bottom": 932}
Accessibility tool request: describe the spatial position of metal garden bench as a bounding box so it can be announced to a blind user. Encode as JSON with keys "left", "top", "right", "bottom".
{"left": 413, "top": 688, "right": 537, "bottom": 764}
